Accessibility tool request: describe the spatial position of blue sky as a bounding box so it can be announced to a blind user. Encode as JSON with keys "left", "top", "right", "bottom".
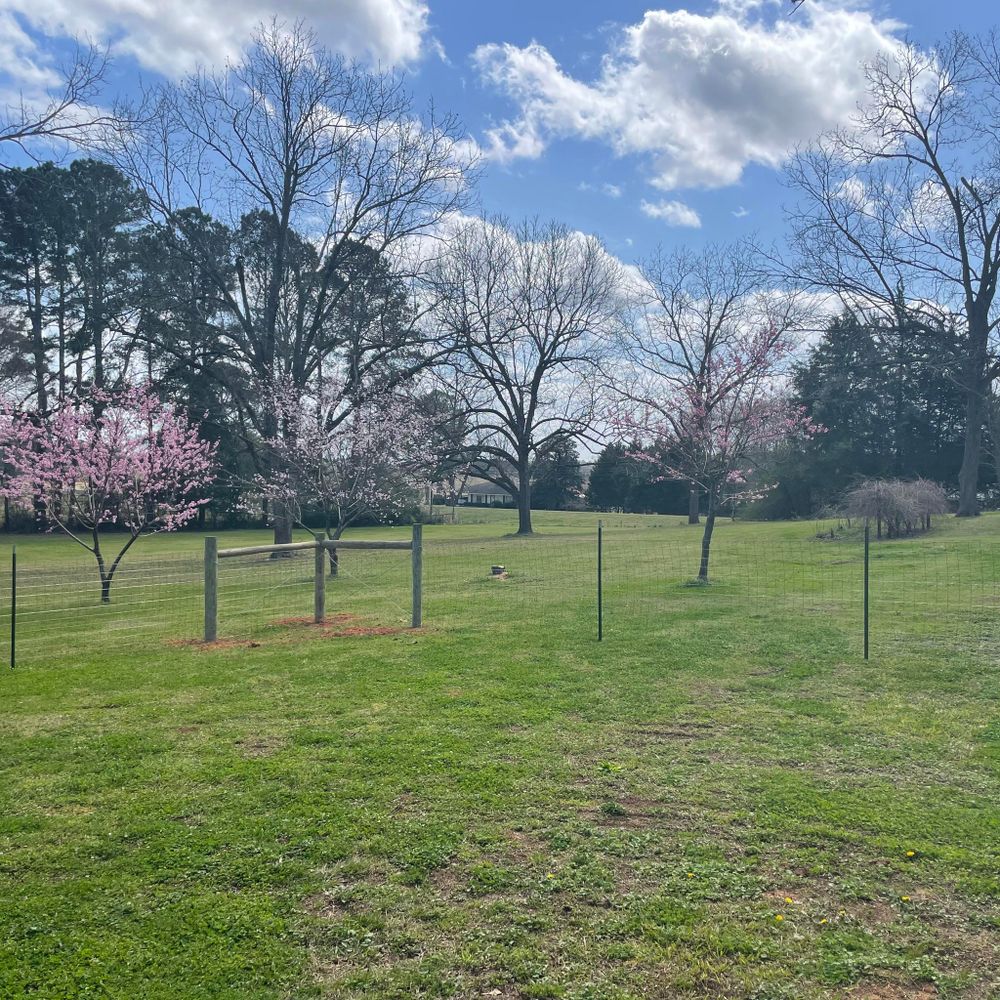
{"left": 2, "top": 0, "right": 998, "bottom": 262}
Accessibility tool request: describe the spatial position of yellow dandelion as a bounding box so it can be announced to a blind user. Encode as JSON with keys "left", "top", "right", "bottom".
{"left": 687, "top": 872, "right": 694, "bottom": 878}
{"left": 906, "top": 850, "right": 916, "bottom": 858}
{"left": 784, "top": 896, "right": 794, "bottom": 904}
{"left": 546, "top": 873, "right": 554, "bottom": 879}
{"left": 819, "top": 918, "right": 828, "bottom": 925}
{"left": 901, "top": 895, "right": 910, "bottom": 902}
{"left": 775, "top": 914, "right": 784, "bottom": 922}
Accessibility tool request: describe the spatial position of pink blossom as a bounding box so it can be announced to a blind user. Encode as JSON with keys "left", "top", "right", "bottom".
{"left": 248, "top": 376, "right": 431, "bottom": 539}
{"left": 0, "top": 385, "right": 216, "bottom": 600}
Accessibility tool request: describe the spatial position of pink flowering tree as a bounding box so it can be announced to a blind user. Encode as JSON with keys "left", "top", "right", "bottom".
{"left": 249, "top": 378, "right": 429, "bottom": 571}
{"left": 616, "top": 243, "right": 818, "bottom": 580}
{"left": 0, "top": 385, "right": 216, "bottom": 601}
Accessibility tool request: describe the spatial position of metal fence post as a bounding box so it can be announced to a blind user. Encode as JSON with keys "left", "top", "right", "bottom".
{"left": 314, "top": 539, "right": 325, "bottom": 623}
{"left": 10, "top": 545, "right": 15, "bottom": 669}
{"left": 204, "top": 536, "right": 218, "bottom": 643}
{"left": 411, "top": 523, "right": 423, "bottom": 628}
{"left": 863, "top": 521, "right": 870, "bottom": 661}
{"left": 597, "top": 519, "right": 603, "bottom": 642}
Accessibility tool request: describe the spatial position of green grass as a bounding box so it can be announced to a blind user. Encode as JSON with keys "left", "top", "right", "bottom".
{"left": 1, "top": 511, "right": 999, "bottom": 998}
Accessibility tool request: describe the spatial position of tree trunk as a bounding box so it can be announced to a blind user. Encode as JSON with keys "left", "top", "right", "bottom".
{"left": 957, "top": 373, "right": 988, "bottom": 516}
{"left": 688, "top": 484, "right": 700, "bottom": 524}
{"left": 517, "top": 456, "right": 533, "bottom": 535}
{"left": 697, "top": 507, "right": 717, "bottom": 581}
{"left": 272, "top": 500, "right": 294, "bottom": 548}
{"left": 326, "top": 524, "right": 343, "bottom": 576}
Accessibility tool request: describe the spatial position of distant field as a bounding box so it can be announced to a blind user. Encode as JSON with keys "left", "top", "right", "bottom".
{"left": 1, "top": 511, "right": 998, "bottom": 997}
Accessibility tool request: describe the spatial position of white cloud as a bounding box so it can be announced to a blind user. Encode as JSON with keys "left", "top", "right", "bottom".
{"left": 833, "top": 176, "right": 870, "bottom": 208}
{"left": 0, "top": 11, "right": 61, "bottom": 91}
{"left": 481, "top": 117, "right": 546, "bottom": 163}
{"left": 640, "top": 198, "right": 702, "bottom": 228}
{"left": 577, "top": 180, "right": 623, "bottom": 198}
{"left": 5, "top": 0, "right": 431, "bottom": 76}
{"left": 473, "top": 2, "right": 905, "bottom": 190}
{"left": 732, "top": 206, "right": 750, "bottom": 218}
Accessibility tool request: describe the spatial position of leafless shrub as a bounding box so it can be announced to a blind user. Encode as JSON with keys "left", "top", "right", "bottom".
{"left": 840, "top": 478, "right": 951, "bottom": 538}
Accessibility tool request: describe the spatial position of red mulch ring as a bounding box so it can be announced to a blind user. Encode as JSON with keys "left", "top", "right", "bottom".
{"left": 325, "top": 625, "right": 403, "bottom": 637}
{"left": 280, "top": 612, "right": 415, "bottom": 638}
{"left": 169, "top": 613, "right": 421, "bottom": 650}
{"left": 272, "top": 613, "right": 356, "bottom": 628}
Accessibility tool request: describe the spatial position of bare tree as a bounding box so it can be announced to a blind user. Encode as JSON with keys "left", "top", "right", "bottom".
{"left": 111, "top": 20, "right": 476, "bottom": 542}
{"left": 0, "top": 41, "right": 121, "bottom": 162}
{"left": 433, "top": 216, "right": 622, "bottom": 535}
{"left": 786, "top": 33, "right": 1000, "bottom": 516}
{"left": 614, "top": 242, "right": 813, "bottom": 579}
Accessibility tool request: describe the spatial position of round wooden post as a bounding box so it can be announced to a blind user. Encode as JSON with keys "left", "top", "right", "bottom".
{"left": 411, "top": 523, "right": 423, "bottom": 628}
{"left": 204, "top": 536, "right": 218, "bottom": 643}
{"left": 314, "top": 540, "right": 325, "bottom": 623}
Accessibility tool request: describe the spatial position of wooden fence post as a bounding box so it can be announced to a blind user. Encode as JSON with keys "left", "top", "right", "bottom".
{"left": 204, "top": 536, "right": 218, "bottom": 643}
{"left": 411, "top": 523, "right": 423, "bottom": 628}
{"left": 314, "top": 540, "right": 325, "bottom": 623}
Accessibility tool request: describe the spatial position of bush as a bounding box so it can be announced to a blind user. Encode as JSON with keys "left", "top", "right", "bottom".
{"left": 840, "top": 478, "right": 950, "bottom": 538}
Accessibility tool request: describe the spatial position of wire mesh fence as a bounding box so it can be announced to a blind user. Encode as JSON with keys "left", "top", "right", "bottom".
{"left": 1, "top": 524, "right": 998, "bottom": 667}
{"left": 0, "top": 551, "right": 204, "bottom": 666}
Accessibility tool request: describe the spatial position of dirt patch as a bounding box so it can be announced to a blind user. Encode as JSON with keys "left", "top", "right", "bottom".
{"left": 581, "top": 794, "right": 669, "bottom": 829}
{"left": 621, "top": 720, "right": 720, "bottom": 750}
{"left": 851, "top": 899, "right": 899, "bottom": 925}
{"left": 427, "top": 862, "right": 465, "bottom": 898}
{"left": 272, "top": 613, "right": 358, "bottom": 628}
{"left": 505, "top": 828, "right": 547, "bottom": 864}
{"left": 326, "top": 624, "right": 406, "bottom": 637}
{"left": 629, "top": 720, "right": 716, "bottom": 740}
{"left": 303, "top": 890, "right": 354, "bottom": 920}
{"left": 169, "top": 612, "right": 419, "bottom": 650}
{"left": 275, "top": 613, "right": 416, "bottom": 639}
{"left": 169, "top": 638, "right": 262, "bottom": 651}
{"left": 235, "top": 734, "right": 286, "bottom": 759}
{"left": 844, "top": 984, "right": 937, "bottom": 1000}
{"left": 392, "top": 791, "right": 426, "bottom": 817}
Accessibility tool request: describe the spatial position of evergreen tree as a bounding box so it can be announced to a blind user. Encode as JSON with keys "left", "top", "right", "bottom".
{"left": 532, "top": 439, "right": 583, "bottom": 510}
{"left": 763, "top": 310, "right": 966, "bottom": 516}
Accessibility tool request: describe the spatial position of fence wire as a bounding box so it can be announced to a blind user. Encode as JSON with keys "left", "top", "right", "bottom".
{"left": 0, "top": 552, "right": 203, "bottom": 665}
{"left": 2, "top": 527, "right": 999, "bottom": 667}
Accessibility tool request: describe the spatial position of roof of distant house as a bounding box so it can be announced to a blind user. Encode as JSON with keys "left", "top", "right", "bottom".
{"left": 464, "top": 481, "right": 512, "bottom": 495}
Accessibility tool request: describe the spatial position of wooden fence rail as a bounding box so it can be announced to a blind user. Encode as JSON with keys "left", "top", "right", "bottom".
{"left": 203, "top": 529, "right": 422, "bottom": 642}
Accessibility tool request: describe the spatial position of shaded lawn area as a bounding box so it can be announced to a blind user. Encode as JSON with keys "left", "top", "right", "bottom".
{"left": 0, "top": 517, "right": 998, "bottom": 998}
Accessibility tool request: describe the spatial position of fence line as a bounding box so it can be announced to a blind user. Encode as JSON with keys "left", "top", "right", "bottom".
{"left": 2, "top": 525, "right": 999, "bottom": 667}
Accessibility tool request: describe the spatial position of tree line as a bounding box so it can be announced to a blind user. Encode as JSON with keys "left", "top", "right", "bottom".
{"left": 0, "top": 21, "right": 998, "bottom": 587}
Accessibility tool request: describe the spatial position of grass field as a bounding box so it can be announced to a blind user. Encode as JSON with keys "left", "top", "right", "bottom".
{"left": 1, "top": 511, "right": 998, "bottom": 998}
